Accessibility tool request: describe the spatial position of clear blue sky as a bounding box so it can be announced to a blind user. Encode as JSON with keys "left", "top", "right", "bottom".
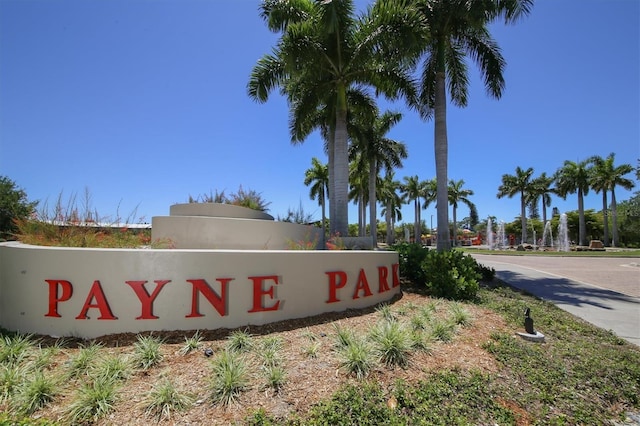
{"left": 1, "top": 0, "right": 638, "bottom": 228}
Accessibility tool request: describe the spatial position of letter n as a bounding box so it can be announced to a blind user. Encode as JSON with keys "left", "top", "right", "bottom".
{"left": 185, "top": 278, "right": 232, "bottom": 318}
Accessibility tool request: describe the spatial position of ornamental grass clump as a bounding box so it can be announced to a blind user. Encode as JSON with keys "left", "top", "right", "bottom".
{"left": 332, "top": 323, "right": 355, "bottom": 349}
{"left": 226, "top": 329, "right": 254, "bottom": 353}
{"left": 180, "top": 330, "right": 204, "bottom": 355}
{"left": 132, "top": 335, "right": 164, "bottom": 370}
{"left": 449, "top": 302, "right": 472, "bottom": 327}
{"left": 142, "top": 378, "right": 194, "bottom": 421}
{"left": 369, "top": 320, "right": 413, "bottom": 368}
{"left": 429, "top": 319, "right": 457, "bottom": 343}
{"left": 0, "top": 364, "right": 27, "bottom": 403}
{"left": 13, "top": 371, "right": 57, "bottom": 415}
{"left": 66, "top": 342, "right": 102, "bottom": 379}
{"left": 94, "top": 354, "right": 132, "bottom": 382}
{"left": 337, "top": 336, "right": 374, "bottom": 379}
{"left": 209, "top": 350, "right": 249, "bottom": 406}
{"left": 0, "top": 334, "right": 36, "bottom": 366}
{"left": 65, "top": 376, "right": 119, "bottom": 424}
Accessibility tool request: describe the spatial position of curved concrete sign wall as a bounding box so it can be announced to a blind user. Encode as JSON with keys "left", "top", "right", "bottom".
{"left": 0, "top": 243, "right": 399, "bottom": 339}
{"left": 152, "top": 203, "right": 321, "bottom": 250}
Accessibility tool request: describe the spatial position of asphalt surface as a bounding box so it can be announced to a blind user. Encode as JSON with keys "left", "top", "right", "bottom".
{"left": 471, "top": 253, "right": 640, "bottom": 346}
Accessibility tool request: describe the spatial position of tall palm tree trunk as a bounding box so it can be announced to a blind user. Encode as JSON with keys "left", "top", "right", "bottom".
{"left": 452, "top": 205, "right": 458, "bottom": 246}
{"left": 368, "top": 161, "right": 377, "bottom": 248}
{"left": 385, "top": 203, "right": 393, "bottom": 244}
{"left": 333, "top": 99, "right": 349, "bottom": 237}
{"left": 434, "top": 71, "right": 450, "bottom": 251}
{"left": 359, "top": 196, "right": 366, "bottom": 236}
{"left": 611, "top": 189, "right": 619, "bottom": 247}
{"left": 320, "top": 189, "right": 326, "bottom": 249}
{"left": 578, "top": 189, "right": 586, "bottom": 246}
{"left": 414, "top": 199, "right": 421, "bottom": 243}
{"left": 328, "top": 132, "right": 335, "bottom": 240}
{"left": 520, "top": 193, "right": 527, "bottom": 243}
{"left": 601, "top": 191, "right": 610, "bottom": 246}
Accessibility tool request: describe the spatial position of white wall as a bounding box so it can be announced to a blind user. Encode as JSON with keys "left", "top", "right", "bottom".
{"left": 0, "top": 242, "right": 399, "bottom": 339}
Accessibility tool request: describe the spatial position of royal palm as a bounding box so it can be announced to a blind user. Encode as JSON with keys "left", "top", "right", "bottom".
{"left": 554, "top": 159, "right": 592, "bottom": 246}
{"left": 304, "top": 157, "right": 329, "bottom": 246}
{"left": 350, "top": 110, "right": 407, "bottom": 247}
{"left": 589, "top": 153, "right": 635, "bottom": 247}
{"left": 409, "top": 0, "right": 532, "bottom": 250}
{"left": 248, "top": 0, "right": 422, "bottom": 237}
{"left": 497, "top": 166, "right": 534, "bottom": 244}
{"left": 448, "top": 179, "right": 475, "bottom": 246}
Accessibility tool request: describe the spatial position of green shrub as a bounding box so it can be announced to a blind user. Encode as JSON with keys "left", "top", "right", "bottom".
{"left": 422, "top": 250, "right": 480, "bottom": 300}
{"left": 392, "top": 242, "right": 429, "bottom": 284}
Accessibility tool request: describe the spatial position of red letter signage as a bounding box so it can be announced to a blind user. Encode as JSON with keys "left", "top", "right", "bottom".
{"left": 247, "top": 275, "right": 280, "bottom": 313}
{"left": 392, "top": 263, "right": 400, "bottom": 287}
{"left": 75, "top": 280, "right": 117, "bottom": 320}
{"left": 325, "top": 271, "right": 347, "bottom": 303}
{"left": 126, "top": 280, "right": 171, "bottom": 320}
{"left": 185, "top": 278, "right": 232, "bottom": 318}
{"left": 45, "top": 279, "right": 73, "bottom": 318}
{"left": 352, "top": 269, "right": 373, "bottom": 299}
{"left": 378, "top": 266, "right": 390, "bottom": 293}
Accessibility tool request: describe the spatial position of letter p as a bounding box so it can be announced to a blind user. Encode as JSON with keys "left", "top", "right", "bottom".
{"left": 45, "top": 280, "right": 73, "bottom": 318}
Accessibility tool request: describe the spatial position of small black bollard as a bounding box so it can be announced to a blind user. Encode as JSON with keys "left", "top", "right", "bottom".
{"left": 524, "top": 307, "right": 535, "bottom": 334}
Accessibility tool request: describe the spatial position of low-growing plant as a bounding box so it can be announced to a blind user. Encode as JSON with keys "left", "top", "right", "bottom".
{"left": 209, "top": 350, "right": 249, "bottom": 405}
{"left": 0, "top": 364, "right": 27, "bottom": 402}
{"left": 94, "top": 354, "right": 132, "bottom": 382}
{"left": 65, "top": 376, "right": 119, "bottom": 424}
{"left": 66, "top": 342, "right": 102, "bottom": 379}
{"left": 429, "top": 319, "right": 456, "bottom": 342}
{"left": 332, "top": 324, "right": 355, "bottom": 349}
{"left": 226, "top": 329, "right": 253, "bottom": 353}
{"left": 13, "top": 371, "right": 57, "bottom": 415}
{"left": 410, "top": 330, "right": 432, "bottom": 353}
{"left": 369, "top": 320, "right": 413, "bottom": 368}
{"left": 180, "top": 330, "right": 203, "bottom": 355}
{"left": 262, "top": 364, "right": 287, "bottom": 391}
{"left": 0, "top": 333, "right": 35, "bottom": 366}
{"left": 133, "top": 335, "right": 164, "bottom": 370}
{"left": 337, "top": 337, "right": 374, "bottom": 379}
{"left": 448, "top": 302, "right": 472, "bottom": 327}
{"left": 259, "top": 341, "right": 282, "bottom": 368}
{"left": 375, "top": 303, "right": 396, "bottom": 322}
{"left": 302, "top": 341, "right": 322, "bottom": 359}
{"left": 142, "top": 378, "right": 194, "bottom": 421}
{"left": 300, "top": 328, "right": 317, "bottom": 341}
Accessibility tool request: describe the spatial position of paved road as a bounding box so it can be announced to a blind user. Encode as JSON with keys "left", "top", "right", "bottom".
{"left": 471, "top": 254, "right": 640, "bottom": 346}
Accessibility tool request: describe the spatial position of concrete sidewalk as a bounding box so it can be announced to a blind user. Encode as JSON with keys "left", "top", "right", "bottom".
{"left": 471, "top": 254, "right": 640, "bottom": 346}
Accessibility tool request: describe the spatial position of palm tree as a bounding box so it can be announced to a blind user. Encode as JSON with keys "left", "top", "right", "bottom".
{"left": 410, "top": 0, "right": 533, "bottom": 251}
{"left": 589, "top": 153, "right": 635, "bottom": 247}
{"left": 447, "top": 179, "right": 475, "bottom": 246}
{"left": 379, "top": 172, "right": 404, "bottom": 245}
{"left": 304, "top": 157, "right": 329, "bottom": 246}
{"left": 554, "top": 159, "right": 593, "bottom": 246}
{"left": 349, "top": 156, "right": 368, "bottom": 237}
{"left": 248, "top": 0, "right": 423, "bottom": 237}
{"left": 497, "top": 166, "right": 534, "bottom": 244}
{"left": 350, "top": 110, "right": 407, "bottom": 248}
{"left": 527, "top": 173, "right": 555, "bottom": 225}
{"left": 402, "top": 175, "right": 425, "bottom": 243}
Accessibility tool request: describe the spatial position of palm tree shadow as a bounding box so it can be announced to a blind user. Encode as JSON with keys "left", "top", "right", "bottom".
{"left": 495, "top": 270, "right": 638, "bottom": 311}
